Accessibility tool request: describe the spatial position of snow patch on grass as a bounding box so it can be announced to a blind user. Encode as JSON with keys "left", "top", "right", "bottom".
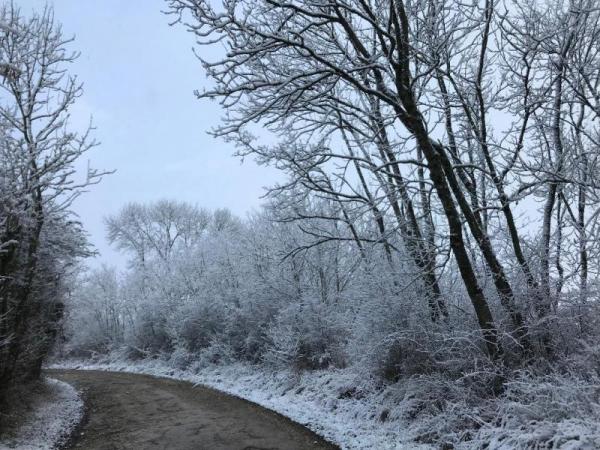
{"left": 1, "top": 378, "right": 83, "bottom": 450}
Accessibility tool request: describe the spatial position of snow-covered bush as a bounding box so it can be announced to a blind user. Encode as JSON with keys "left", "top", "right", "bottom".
{"left": 393, "top": 373, "right": 493, "bottom": 446}
{"left": 129, "top": 308, "right": 174, "bottom": 356}
{"left": 168, "top": 301, "right": 226, "bottom": 353}
{"left": 473, "top": 372, "right": 600, "bottom": 449}
{"left": 215, "top": 303, "right": 275, "bottom": 363}
{"left": 265, "top": 300, "right": 348, "bottom": 371}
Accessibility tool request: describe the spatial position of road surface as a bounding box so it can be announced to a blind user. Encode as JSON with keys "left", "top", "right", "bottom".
{"left": 50, "top": 370, "right": 339, "bottom": 450}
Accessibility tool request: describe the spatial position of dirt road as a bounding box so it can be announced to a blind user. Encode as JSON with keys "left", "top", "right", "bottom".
{"left": 50, "top": 370, "right": 339, "bottom": 450}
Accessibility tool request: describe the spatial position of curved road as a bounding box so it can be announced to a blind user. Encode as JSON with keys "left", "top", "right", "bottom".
{"left": 50, "top": 370, "right": 339, "bottom": 450}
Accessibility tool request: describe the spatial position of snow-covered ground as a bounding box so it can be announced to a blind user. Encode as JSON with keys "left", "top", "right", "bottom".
{"left": 0, "top": 378, "right": 83, "bottom": 450}
{"left": 49, "top": 358, "right": 600, "bottom": 450}
{"left": 50, "top": 359, "right": 431, "bottom": 450}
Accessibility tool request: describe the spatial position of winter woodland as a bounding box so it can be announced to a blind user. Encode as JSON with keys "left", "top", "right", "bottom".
{"left": 4, "top": 0, "right": 600, "bottom": 448}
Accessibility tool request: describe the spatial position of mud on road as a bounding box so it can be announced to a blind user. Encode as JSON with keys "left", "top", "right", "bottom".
{"left": 49, "top": 370, "right": 339, "bottom": 450}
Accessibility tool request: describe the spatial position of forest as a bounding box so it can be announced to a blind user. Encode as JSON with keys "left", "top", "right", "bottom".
{"left": 3, "top": 0, "right": 600, "bottom": 448}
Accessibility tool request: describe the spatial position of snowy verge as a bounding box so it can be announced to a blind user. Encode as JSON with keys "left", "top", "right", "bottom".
{"left": 0, "top": 377, "right": 84, "bottom": 450}
{"left": 48, "top": 358, "right": 600, "bottom": 449}
{"left": 49, "top": 359, "right": 431, "bottom": 450}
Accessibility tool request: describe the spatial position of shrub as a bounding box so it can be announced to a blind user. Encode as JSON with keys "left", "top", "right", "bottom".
{"left": 264, "top": 300, "right": 348, "bottom": 371}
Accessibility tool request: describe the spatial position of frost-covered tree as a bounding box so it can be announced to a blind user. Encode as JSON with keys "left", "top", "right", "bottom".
{"left": 0, "top": 3, "right": 101, "bottom": 398}
{"left": 106, "top": 201, "right": 212, "bottom": 265}
{"left": 166, "top": 0, "right": 600, "bottom": 363}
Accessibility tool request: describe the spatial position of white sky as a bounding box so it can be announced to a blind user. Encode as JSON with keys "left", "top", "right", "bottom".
{"left": 18, "top": 0, "right": 281, "bottom": 266}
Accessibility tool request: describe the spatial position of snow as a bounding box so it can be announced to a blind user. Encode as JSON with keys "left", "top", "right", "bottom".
{"left": 47, "top": 358, "right": 600, "bottom": 449}
{"left": 0, "top": 378, "right": 84, "bottom": 450}
{"left": 50, "top": 359, "right": 432, "bottom": 450}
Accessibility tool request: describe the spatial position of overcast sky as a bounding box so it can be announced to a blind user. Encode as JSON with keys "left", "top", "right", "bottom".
{"left": 18, "top": 0, "right": 280, "bottom": 266}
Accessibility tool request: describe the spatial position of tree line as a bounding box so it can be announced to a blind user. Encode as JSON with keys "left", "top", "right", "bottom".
{"left": 159, "top": 0, "right": 600, "bottom": 362}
